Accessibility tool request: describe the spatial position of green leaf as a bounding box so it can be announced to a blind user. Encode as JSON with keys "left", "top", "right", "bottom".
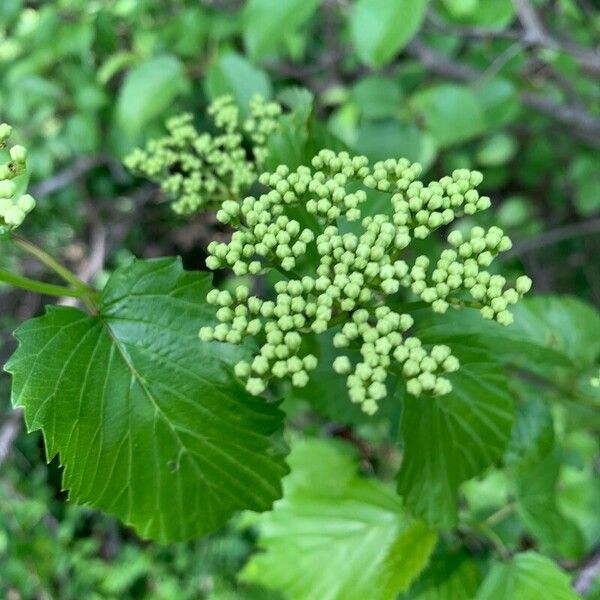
{"left": 476, "top": 133, "right": 517, "bottom": 167}
{"left": 438, "top": 0, "right": 515, "bottom": 29}
{"left": 205, "top": 52, "right": 271, "bottom": 115}
{"left": 411, "top": 84, "right": 486, "bottom": 147}
{"left": 514, "top": 449, "right": 584, "bottom": 559}
{"left": 6, "top": 258, "right": 287, "bottom": 542}
{"left": 477, "top": 78, "right": 521, "bottom": 128}
{"left": 116, "top": 55, "right": 187, "bottom": 136}
{"left": 356, "top": 119, "right": 437, "bottom": 170}
{"left": 505, "top": 394, "right": 555, "bottom": 472}
{"left": 351, "top": 75, "right": 403, "bottom": 119}
{"left": 403, "top": 551, "right": 482, "bottom": 599}
{"left": 243, "top": 0, "right": 319, "bottom": 60}
{"left": 475, "top": 552, "right": 579, "bottom": 599}
{"left": 349, "top": 0, "right": 428, "bottom": 67}
{"left": 413, "top": 296, "right": 600, "bottom": 374}
{"left": 242, "top": 439, "right": 437, "bottom": 600}
{"left": 396, "top": 341, "right": 514, "bottom": 528}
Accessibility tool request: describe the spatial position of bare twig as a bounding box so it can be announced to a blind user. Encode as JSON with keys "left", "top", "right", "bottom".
{"left": 513, "top": 0, "right": 600, "bottom": 75}
{"left": 501, "top": 217, "right": 600, "bottom": 259}
{"left": 406, "top": 39, "right": 600, "bottom": 147}
{"left": 574, "top": 547, "right": 600, "bottom": 595}
{"left": 0, "top": 408, "right": 23, "bottom": 468}
{"left": 30, "top": 155, "right": 127, "bottom": 199}
{"left": 426, "top": 11, "right": 522, "bottom": 41}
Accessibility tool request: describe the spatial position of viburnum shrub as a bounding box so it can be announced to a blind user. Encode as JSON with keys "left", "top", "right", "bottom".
{"left": 2, "top": 97, "right": 598, "bottom": 599}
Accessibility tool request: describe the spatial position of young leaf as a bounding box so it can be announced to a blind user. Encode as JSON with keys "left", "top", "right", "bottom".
{"left": 6, "top": 258, "right": 288, "bottom": 543}
{"left": 349, "top": 0, "right": 428, "bottom": 68}
{"left": 475, "top": 552, "right": 579, "bottom": 599}
{"left": 205, "top": 52, "right": 271, "bottom": 115}
{"left": 241, "top": 439, "right": 437, "bottom": 600}
{"left": 116, "top": 55, "right": 187, "bottom": 137}
{"left": 243, "top": 0, "right": 319, "bottom": 60}
{"left": 396, "top": 341, "right": 514, "bottom": 528}
{"left": 411, "top": 84, "right": 486, "bottom": 147}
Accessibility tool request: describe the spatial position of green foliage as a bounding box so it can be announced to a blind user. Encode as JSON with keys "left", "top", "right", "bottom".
{"left": 396, "top": 341, "right": 514, "bottom": 527}
{"left": 7, "top": 258, "right": 287, "bottom": 542}
{"left": 476, "top": 552, "right": 579, "bottom": 600}
{"left": 242, "top": 439, "right": 437, "bottom": 600}
{"left": 117, "top": 55, "right": 188, "bottom": 138}
{"left": 0, "top": 0, "right": 599, "bottom": 597}
{"left": 243, "top": 0, "right": 320, "bottom": 60}
{"left": 350, "top": 0, "right": 428, "bottom": 67}
{"left": 205, "top": 53, "right": 273, "bottom": 115}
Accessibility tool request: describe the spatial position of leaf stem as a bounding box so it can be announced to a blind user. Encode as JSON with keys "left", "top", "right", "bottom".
{"left": 485, "top": 501, "right": 516, "bottom": 527}
{"left": 10, "top": 233, "right": 95, "bottom": 294}
{"left": 0, "top": 268, "right": 95, "bottom": 299}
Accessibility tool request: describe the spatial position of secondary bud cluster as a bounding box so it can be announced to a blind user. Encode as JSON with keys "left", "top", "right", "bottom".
{"left": 405, "top": 227, "right": 532, "bottom": 325}
{"left": 0, "top": 124, "right": 36, "bottom": 232}
{"left": 200, "top": 149, "right": 532, "bottom": 413}
{"left": 125, "top": 94, "right": 282, "bottom": 215}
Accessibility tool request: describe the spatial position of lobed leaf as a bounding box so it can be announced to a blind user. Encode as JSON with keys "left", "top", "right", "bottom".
{"left": 242, "top": 439, "right": 437, "bottom": 600}
{"left": 6, "top": 258, "right": 288, "bottom": 542}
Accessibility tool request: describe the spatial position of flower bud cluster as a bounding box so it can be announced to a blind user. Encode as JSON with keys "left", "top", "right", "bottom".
{"left": 404, "top": 227, "right": 532, "bottom": 325}
{"left": 125, "top": 94, "right": 282, "bottom": 215}
{"left": 0, "top": 123, "right": 36, "bottom": 232}
{"left": 200, "top": 149, "right": 532, "bottom": 413}
{"left": 332, "top": 307, "right": 458, "bottom": 414}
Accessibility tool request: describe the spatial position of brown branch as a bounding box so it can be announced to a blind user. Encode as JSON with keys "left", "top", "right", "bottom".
{"left": 406, "top": 39, "right": 600, "bottom": 148}
{"left": 425, "top": 11, "right": 522, "bottom": 41}
{"left": 0, "top": 408, "right": 23, "bottom": 467}
{"left": 513, "top": 0, "right": 600, "bottom": 75}
{"left": 30, "top": 155, "right": 127, "bottom": 199}
{"left": 500, "top": 217, "right": 600, "bottom": 259}
{"left": 574, "top": 546, "right": 600, "bottom": 595}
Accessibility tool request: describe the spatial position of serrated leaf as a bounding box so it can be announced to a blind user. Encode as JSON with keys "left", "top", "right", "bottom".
{"left": 242, "top": 439, "right": 437, "bottom": 600}
{"left": 413, "top": 296, "right": 600, "bottom": 374}
{"left": 117, "top": 55, "right": 187, "bottom": 136}
{"left": 396, "top": 341, "right": 515, "bottom": 528}
{"left": 475, "top": 552, "right": 579, "bottom": 599}
{"left": 243, "top": 0, "right": 319, "bottom": 60}
{"left": 6, "top": 258, "right": 287, "bottom": 542}
{"left": 349, "top": 0, "right": 428, "bottom": 67}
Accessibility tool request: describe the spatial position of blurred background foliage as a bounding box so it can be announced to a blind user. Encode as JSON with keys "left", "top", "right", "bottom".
{"left": 0, "top": 0, "right": 598, "bottom": 598}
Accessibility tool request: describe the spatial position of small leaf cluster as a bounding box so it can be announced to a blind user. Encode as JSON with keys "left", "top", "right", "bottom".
{"left": 125, "top": 95, "right": 282, "bottom": 214}
{"left": 200, "top": 149, "right": 532, "bottom": 414}
{"left": 0, "top": 123, "right": 35, "bottom": 232}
